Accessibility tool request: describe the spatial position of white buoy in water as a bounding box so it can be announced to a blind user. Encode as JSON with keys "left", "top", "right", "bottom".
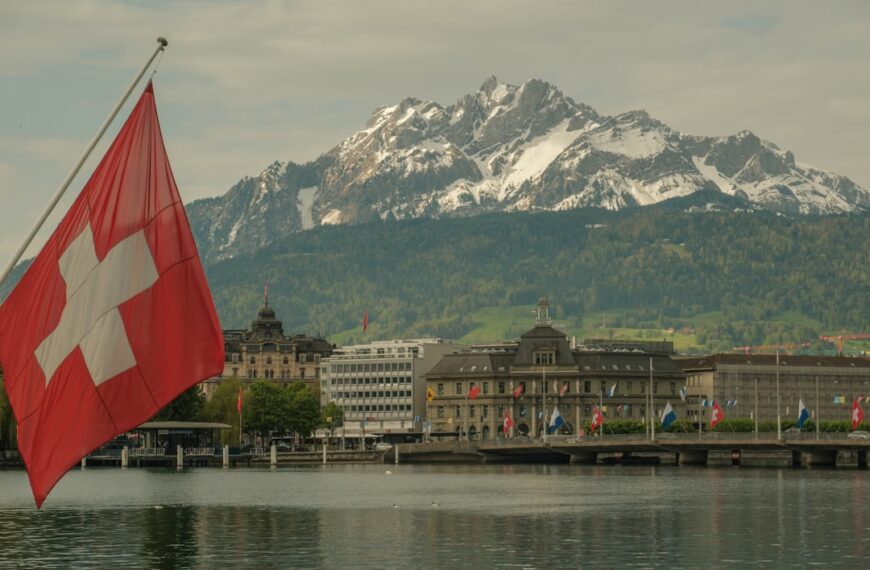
{"left": 385, "top": 470, "right": 393, "bottom": 475}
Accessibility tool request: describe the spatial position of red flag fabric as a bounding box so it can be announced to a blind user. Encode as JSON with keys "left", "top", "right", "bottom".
{"left": 512, "top": 384, "right": 525, "bottom": 400}
{"left": 362, "top": 309, "right": 368, "bottom": 332}
{"left": 0, "top": 83, "right": 223, "bottom": 507}
{"left": 237, "top": 387, "right": 243, "bottom": 415}
{"left": 468, "top": 385, "right": 481, "bottom": 400}
{"left": 852, "top": 400, "right": 865, "bottom": 430}
{"left": 559, "top": 382, "right": 569, "bottom": 397}
{"left": 503, "top": 411, "right": 514, "bottom": 434}
{"left": 710, "top": 400, "right": 725, "bottom": 429}
{"left": 590, "top": 406, "right": 604, "bottom": 433}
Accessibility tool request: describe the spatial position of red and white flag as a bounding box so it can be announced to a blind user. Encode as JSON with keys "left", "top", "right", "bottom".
{"left": 362, "top": 309, "right": 369, "bottom": 332}
{"left": 503, "top": 411, "right": 514, "bottom": 434}
{"left": 512, "top": 383, "right": 525, "bottom": 400}
{"left": 590, "top": 406, "right": 604, "bottom": 433}
{"left": 237, "top": 387, "right": 244, "bottom": 415}
{"left": 852, "top": 400, "right": 865, "bottom": 430}
{"left": 710, "top": 400, "right": 725, "bottom": 429}
{"left": 0, "top": 83, "right": 223, "bottom": 507}
{"left": 559, "top": 382, "right": 569, "bottom": 397}
{"left": 468, "top": 385, "right": 481, "bottom": 400}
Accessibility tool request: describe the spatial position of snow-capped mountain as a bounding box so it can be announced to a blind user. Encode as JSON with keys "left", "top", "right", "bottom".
{"left": 187, "top": 77, "right": 870, "bottom": 263}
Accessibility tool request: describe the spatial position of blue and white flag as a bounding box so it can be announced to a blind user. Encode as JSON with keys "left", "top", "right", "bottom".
{"left": 547, "top": 407, "right": 565, "bottom": 434}
{"left": 701, "top": 400, "right": 709, "bottom": 408}
{"left": 679, "top": 386, "right": 687, "bottom": 402}
{"left": 661, "top": 402, "right": 677, "bottom": 430}
{"left": 797, "top": 399, "right": 810, "bottom": 429}
{"left": 607, "top": 383, "right": 617, "bottom": 397}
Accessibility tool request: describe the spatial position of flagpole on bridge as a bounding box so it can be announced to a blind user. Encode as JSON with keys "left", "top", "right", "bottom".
{"left": 0, "top": 38, "right": 169, "bottom": 290}
{"left": 649, "top": 356, "right": 656, "bottom": 441}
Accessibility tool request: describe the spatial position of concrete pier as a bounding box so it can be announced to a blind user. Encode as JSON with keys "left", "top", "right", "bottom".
{"left": 569, "top": 452, "right": 598, "bottom": 465}
{"left": 121, "top": 446, "right": 129, "bottom": 469}
{"left": 678, "top": 449, "right": 708, "bottom": 466}
{"left": 176, "top": 445, "right": 183, "bottom": 470}
{"left": 223, "top": 445, "right": 229, "bottom": 468}
{"left": 804, "top": 450, "right": 837, "bottom": 467}
{"left": 270, "top": 444, "right": 277, "bottom": 469}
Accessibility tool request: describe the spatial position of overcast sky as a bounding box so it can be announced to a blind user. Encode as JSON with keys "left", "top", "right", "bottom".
{"left": 1, "top": 0, "right": 868, "bottom": 270}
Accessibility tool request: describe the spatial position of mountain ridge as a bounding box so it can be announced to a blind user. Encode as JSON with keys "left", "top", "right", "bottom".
{"left": 186, "top": 77, "right": 870, "bottom": 264}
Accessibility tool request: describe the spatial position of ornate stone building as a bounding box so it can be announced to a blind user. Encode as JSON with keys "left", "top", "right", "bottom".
{"left": 425, "top": 299, "right": 688, "bottom": 439}
{"left": 201, "top": 300, "right": 334, "bottom": 398}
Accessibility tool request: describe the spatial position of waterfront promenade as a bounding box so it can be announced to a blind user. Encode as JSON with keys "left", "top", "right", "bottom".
{"left": 396, "top": 433, "right": 870, "bottom": 468}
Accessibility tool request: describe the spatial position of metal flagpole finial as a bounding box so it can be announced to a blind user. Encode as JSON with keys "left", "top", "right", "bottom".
{"left": 157, "top": 37, "right": 168, "bottom": 48}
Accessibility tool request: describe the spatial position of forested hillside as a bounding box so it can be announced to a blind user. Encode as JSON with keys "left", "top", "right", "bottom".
{"left": 203, "top": 209, "right": 869, "bottom": 351}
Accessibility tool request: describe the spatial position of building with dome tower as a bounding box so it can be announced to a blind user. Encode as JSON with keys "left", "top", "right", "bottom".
{"left": 200, "top": 293, "right": 334, "bottom": 398}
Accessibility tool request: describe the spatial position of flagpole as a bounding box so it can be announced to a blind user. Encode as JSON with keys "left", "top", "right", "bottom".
{"left": 649, "top": 356, "right": 655, "bottom": 440}
{"left": 775, "top": 349, "right": 782, "bottom": 440}
{"left": 542, "top": 367, "right": 547, "bottom": 442}
{"left": 0, "top": 37, "right": 168, "bottom": 290}
{"left": 815, "top": 375, "right": 820, "bottom": 441}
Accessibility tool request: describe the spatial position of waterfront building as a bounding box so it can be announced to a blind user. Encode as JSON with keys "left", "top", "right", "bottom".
{"left": 677, "top": 354, "right": 870, "bottom": 428}
{"left": 200, "top": 300, "right": 334, "bottom": 398}
{"left": 320, "top": 339, "right": 464, "bottom": 439}
{"left": 425, "top": 298, "right": 687, "bottom": 439}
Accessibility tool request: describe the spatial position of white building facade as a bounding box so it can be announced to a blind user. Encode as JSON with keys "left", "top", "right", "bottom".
{"left": 320, "top": 339, "right": 464, "bottom": 439}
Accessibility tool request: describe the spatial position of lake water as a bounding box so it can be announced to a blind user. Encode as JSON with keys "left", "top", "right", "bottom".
{"left": 0, "top": 464, "right": 868, "bottom": 568}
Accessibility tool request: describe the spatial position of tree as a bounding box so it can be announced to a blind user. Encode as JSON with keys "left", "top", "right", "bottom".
{"left": 245, "top": 381, "right": 293, "bottom": 438}
{"left": 286, "top": 382, "right": 321, "bottom": 438}
{"left": 322, "top": 402, "right": 344, "bottom": 432}
{"left": 201, "top": 377, "right": 243, "bottom": 445}
{"left": 152, "top": 385, "right": 206, "bottom": 422}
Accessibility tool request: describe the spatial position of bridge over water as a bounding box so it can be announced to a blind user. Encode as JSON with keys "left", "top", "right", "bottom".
{"left": 396, "top": 433, "right": 870, "bottom": 468}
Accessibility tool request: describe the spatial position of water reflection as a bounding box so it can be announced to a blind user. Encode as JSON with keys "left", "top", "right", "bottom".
{"left": 0, "top": 465, "right": 867, "bottom": 568}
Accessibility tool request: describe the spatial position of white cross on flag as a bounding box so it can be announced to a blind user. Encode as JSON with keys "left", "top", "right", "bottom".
{"left": 0, "top": 83, "right": 223, "bottom": 507}
{"left": 852, "top": 400, "right": 865, "bottom": 431}
{"left": 710, "top": 400, "right": 725, "bottom": 429}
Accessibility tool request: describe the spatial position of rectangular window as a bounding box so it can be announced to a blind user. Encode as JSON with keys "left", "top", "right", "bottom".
{"left": 455, "top": 406, "right": 461, "bottom": 418}
{"left": 534, "top": 351, "right": 554, "bottom": 365}
{"left": 584, "top": 381, "right": 591, "bottom": 393}
{"left": 483, "top": 382, "right": 489, "bottom": 395}
{"left": 498, "top": 382, "right": 506, "bottom": 395}
{"left": 482, "top": 405, "right": 488, "bottom": 418}
{"left": 455, "top": 382, "right": 462, "bottom": 395}
{"left": 437, "top": 383, "right": 444, "bottom": 396}
{"left": 469, "top": 405, "right": 475, "bottom": 417}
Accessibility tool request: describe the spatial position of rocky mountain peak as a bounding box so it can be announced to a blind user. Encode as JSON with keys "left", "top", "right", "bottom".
{"left": 186, "top": 77, "right": 870, "bottom": 264}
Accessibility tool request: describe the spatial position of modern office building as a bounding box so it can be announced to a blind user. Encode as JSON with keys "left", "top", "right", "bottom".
{"left": 677, "top": 353, "right": 870, "bottom": 428}
{"left": 320, "top": 339, "right": 464, "bottom": 439}
{"left": 425, "top": 298, "right": 688, "bottom": 439}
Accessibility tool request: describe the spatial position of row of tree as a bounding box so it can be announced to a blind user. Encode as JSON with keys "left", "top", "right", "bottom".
{"left": 153, "top": 380, "right": 343, "bottom": 446}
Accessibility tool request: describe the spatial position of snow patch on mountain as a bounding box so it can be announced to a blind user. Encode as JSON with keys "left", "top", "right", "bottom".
{"left": 504, "top": 119, "right": 582, "bottom": 188}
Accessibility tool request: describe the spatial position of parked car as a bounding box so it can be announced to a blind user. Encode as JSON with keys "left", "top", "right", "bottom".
{"left": 847, "top": 430, "right": 870, "bottom": 440}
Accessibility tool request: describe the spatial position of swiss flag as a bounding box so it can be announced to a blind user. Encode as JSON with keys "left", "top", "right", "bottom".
{"left": 362, "top": 309, "right": 368, "bottom": 332}
{"left": 467, "top": 385, "right": 481, "bottom": 400}
{"left": 503, "top": 411, "right": 514, "bottom": 435}
{"left": 710, "top": 400, "right": 725, "bottom": 429}
{"left": 852, "top": 400, "right": 865, "bottom": 431}
{"left": 590, "top": 406, "right": 604, "bottom": 433}
{"left": 0, "top": 83, "right": 223, "bottom": 507}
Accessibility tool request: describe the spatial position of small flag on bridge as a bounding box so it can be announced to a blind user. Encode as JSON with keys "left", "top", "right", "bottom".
{"left": 679, "top": 386, "right": 687, "bottom": 402}
{"left": 710, "top": 401, "right": 725, "bottom": 429}
{"left": 797, "top": 399, "right": 809, "bottom": 429}
{"left": 547, "top": 407, "right": 564, "bottom": 434}
{"left": 661, "top": 402, "right": 677, "bottom": 430}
